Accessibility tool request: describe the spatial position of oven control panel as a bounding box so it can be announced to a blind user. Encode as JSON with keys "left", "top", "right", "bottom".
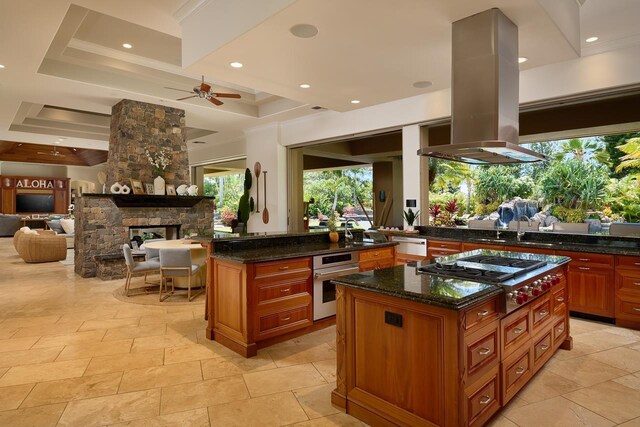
{"left": 506, "top": 272, "right": 563, "bottom": 311}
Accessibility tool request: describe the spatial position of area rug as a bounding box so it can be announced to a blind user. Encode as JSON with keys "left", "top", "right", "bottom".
{"left": 112, "top": 283, "right": 205, "bottom": 306}
{"left": 59, "top": 249, "right": 74, "bottom": 265}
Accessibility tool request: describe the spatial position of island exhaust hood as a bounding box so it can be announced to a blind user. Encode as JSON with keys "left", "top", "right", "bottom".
{"left": 418, "top": 8, "right": 546, "bottom": 164}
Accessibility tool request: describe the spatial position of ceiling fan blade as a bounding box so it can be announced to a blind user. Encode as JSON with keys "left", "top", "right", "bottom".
{"left": 176, "top": 95, "right": 197, "bottom": 101}
{"left": 208, "top": 97, "right": 224, "bottom": 106}
{"left": 211, "top": 93, "right": 241, "bottom": 99}
{"left": 200, "top": 83, "right": 211, "bottom": 93}
{"left": 164, "top": 87, "right": 194, "bottom": 94}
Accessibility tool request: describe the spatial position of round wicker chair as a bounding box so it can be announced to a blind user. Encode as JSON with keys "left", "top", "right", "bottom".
{"left": 13, "top": 229, "right": 57, "bottom": 251}
{"left": 16, "top": 231, "right": 66, "bottom": 263}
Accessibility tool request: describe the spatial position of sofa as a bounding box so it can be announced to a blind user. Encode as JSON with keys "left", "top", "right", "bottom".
{"left": 46, "top": 218, "right": 75, "bottom": 248}
{"left": 14, "top": 229, "right": 66, "bottom": 263}
{"left": 0, "top": 214, "right": 22, "bottom": 237}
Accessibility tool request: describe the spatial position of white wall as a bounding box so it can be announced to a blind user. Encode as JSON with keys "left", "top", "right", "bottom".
{"left": 402, "top": 125, "right": 422, "bottom": 226}
{"left": 67, "top": 164, "right": 107, "bottom": 194}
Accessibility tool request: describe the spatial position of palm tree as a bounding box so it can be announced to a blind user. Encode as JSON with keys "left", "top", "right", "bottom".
{"left": 431, "top": 161, "right": 475, "bottom": 213}
{"left": 616, "top": 137, "right": 640, "bottom": 176}
{"left": 554, "top": 138, "right": 610, "bottom": 165}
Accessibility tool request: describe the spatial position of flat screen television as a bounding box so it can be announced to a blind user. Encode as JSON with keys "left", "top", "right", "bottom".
{"left": 16, "top": 194, "right": 55, "bottom": 213}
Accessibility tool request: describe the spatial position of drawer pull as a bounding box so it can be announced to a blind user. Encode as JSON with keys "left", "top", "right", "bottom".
{"left": 539, "top": 310, "right": 549, "bottom": 317}
{"left": 478, "top": 347, "right": 492, "bottom": 355}
{"left": 633, "top": 308, "right": 640, "bottom": 312}
{"left": 515, "top": 367, "right": 526, "bottom": 375}
{"left": 278, "top": 266, "right": 289, "bottom": 270}
{"left": 513, "top": 327, "right": 524, "bottom": 335}
{"left": 578, "top": 267, "right": 590, "bottom": 271}
{"left": 634, "top": 262, "right": 640, "bottom": 266}
{"left": 557, "top": 327, "right": 564, "bottom": 334}
{"left": 478, "top": 309, "right": 489, "bottom": 317}
{"left": 556, "top": 297, "right": 564, "bottom": 302}
{"left": 578, "top": 258, "right": 590, "bottom": 261}
{"left": 540, "top": 344, "right": 549, "bottom": 351}
{"left": 280, "top": 288, "right": 291, "bottom": 293}
{"left": 281, "top": 317, "right": 291, "bottom": 321}
{"left": 479, "top": 395, "right": 491, "bottom": 405}
{"left": 634, "top": 282, "right": 640, "bottom": 286}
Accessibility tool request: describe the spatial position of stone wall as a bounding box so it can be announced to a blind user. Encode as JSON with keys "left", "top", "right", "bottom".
{"left": 106, "top": 99, "right": 189, "bottom": 188}
{"left": 74, "top": 195, "right": 214, "bottom": 278}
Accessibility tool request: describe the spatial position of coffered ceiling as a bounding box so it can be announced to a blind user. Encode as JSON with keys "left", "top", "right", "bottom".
{"left": 0, "top": 0, "right": 639, "bottom": 165}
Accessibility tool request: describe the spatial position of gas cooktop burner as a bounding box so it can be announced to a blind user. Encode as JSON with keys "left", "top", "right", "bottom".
{"left": 458, "top": 255, "right": 546, "bottom": 270}
{"left": 418, "top": 255, "right": 548, "bottom": 284}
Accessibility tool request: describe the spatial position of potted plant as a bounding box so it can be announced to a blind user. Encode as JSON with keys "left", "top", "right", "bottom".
{"left": 403, "top": 208, "right": 420, "bottom": 231}
{"left": 327, "top": 212, "right": 340, "bottom": 243}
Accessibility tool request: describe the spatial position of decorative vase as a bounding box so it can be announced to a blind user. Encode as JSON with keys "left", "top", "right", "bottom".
{"left": 154, "top": 176, "right": 165, "bottom": 195}
{"left": 329, "top": 231, "right": 339, "bottom": 243}
{"left": 406, "top": 225, "right": 415, "bottom": 231}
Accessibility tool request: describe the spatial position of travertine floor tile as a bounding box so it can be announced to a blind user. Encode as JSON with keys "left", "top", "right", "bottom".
{"left": 0, "top": 357, "right": 90, "bottom": 387}
{"left": 546, "top": 355, "right": 628, "bottom": 387}
{"left": 267, "top": 342, "right": 336, "bottom": 368}
{"left": 102, "top": 324, "right": 167, "bottom": 341}
{"left": 118, "top": 360, "right": 202, "bottom": 393}
{"left": 243, "top": 363, "right": 327, "bottom": 397}
{"left": 293, "top": 383, "right": 340, "bottom": 419}
{"left": 516, "top": 370, "right": 581, "bottom": 403}
{"left": 0, "top": 383, "right": 34, "bottom": 410}
{"left": 573, "top": 328, "right": 640, "bottom": 352}
{"left": 208, "top": 391, "right": 308, "bottom": 426}
{"left": 200, "top": 353, "right": 276, "bottom": 379}
{"left": 32, "top": 329, "right": 106, "bottom": 348}
{"left": 0, "top": 346, "right": 63, "bottom": 368}
{"left": 110, "top": 407, "right": 210, "bottom": 427}
{"left": 58, "top": 388, "right": 161, "bottom": 427}
{"left": 0, "top": 329, "right": 18, "bottom": 340}
{"left": 1, "top": 315, "right": 61, "bottom": 330}
{"left": 139, "top": 311, "right": 194, "bottom": 325}
{"left": 288, "top": 412, "right": 367, "bottom": 426}
{"left": 614, "top": 372, "right": 640, "bottom": 390}
{"left": 618, "top": 417, "right": 640, "bottom": 427}
{"left": 131, "top": 332, "right": 197, "bottom": 352}
{"left": 10, "top": 321, "right": 82, "bottom": 339}
{"left": 312, "top": 359, "right": 336, "bottom": 384}
{"left": 78, "top": 317, "right": 140, "bottom": 332}
{"left": 160, "top": 375, "right": 249, "bottom": 414}
{"left": 486, "top": 415, "right": 518, "bottom": 427}
{"left": 587, "top": 346, "right": 640, "bottom": 373}
{"left": 503, "top": 396, "right": 614, "bottom": 427}
{"left": 569, "top": 319, "right": 613, "bottom": 335}
{"left": 56, "top": 338, "right": 133, "bottom": 361}
{"left": 0, "top": 336, "right": 39, "bottom": 353}
{"left": 21, "top": 372, "right": 122, "bottom": 408}
{"left": 0, "top": 402, "right": 66, "bottom": 427}
{"left": 563, "top": 380, "right": 640, "bottom": 423}
{"left": 84, "top": 349, "right": 164, "bottom": 376}
{"left": 162, "top": 343, "right": 227, "bottom": 364}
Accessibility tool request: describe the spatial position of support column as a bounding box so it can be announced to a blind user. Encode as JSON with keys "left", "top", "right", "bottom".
{"left": 402, "top": 125, "right": 422, "bottom": 226}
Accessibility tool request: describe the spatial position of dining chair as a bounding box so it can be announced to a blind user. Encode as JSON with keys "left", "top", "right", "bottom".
{"left": 141, "top": 238, "right": 165, "bottom": 262}
{"left": 159, "top": 248, "right": 203, "bottom": 302}
{"left": 122, "top": 244, "right": 161, "bottom": 296}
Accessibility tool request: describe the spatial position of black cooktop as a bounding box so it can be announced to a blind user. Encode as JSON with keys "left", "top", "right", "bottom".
{"left": 418, "top": 255, "right": 547, "bottom": 284}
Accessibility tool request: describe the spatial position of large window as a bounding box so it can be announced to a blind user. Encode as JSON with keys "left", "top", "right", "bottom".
{"left": 204, "top": 172, "right": 245, "bottom": 231}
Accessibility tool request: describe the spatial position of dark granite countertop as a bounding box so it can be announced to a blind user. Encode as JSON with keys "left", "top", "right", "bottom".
{"left": 212, "top": 240, "right": 397, "bottom": 263}
{"left": 333, "top": 250, "right": 569, "bottom": 310}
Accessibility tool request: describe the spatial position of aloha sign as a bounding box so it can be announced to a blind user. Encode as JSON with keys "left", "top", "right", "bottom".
{"left": 15, "top": 179, "right": 55, "bottom": 189}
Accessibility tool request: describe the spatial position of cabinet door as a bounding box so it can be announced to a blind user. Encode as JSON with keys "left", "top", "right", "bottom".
{"left": 568, "top": 267, "right": 615, "bottom": 317}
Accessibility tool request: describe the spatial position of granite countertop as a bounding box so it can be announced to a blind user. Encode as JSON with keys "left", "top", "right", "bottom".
{"left": 212, "top": 241, "right": 398, "bottom": 263}
{"left": 333, "top": 250, "right": 570, "bottom": 310}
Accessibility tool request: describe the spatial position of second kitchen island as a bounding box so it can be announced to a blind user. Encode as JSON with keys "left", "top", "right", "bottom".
{"left": 332, "top": 250, "right": 571, "bottom": 427}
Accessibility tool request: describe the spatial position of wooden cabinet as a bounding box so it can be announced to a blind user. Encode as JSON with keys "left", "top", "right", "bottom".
{"left": 557, "top": 250, "right": 615, "bottom": 318}
{"left": 427, "top": 239, "right": 462, "bottom": 259}
{"left": 461, "top": 242, "right": 505, "bottom": 252}
{"left": 358, "top": 247, "right": 395, "bottom": 272}
{"left": 212, "top": 256, "right": 312, "bottom": 357}
{"left": 504, "top": 245, "right": 555, "bottom": 255}
{"left": 615, "top": 255, "right": 640, "bottom": 328}
{"left": 501, "top": 345, "right": 532, "bottom": 404}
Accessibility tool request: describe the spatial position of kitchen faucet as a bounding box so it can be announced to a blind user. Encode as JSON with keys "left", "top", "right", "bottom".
{"left": 345, "top": 218, "right": 358, "bottom": 241}
{"left": 516, "top": 215, "right": 532, "bottom": 242}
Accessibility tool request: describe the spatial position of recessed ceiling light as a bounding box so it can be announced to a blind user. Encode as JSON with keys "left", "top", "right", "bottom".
{"left": 518, "top": 57, "right": 528, "bottom": 64}
{"left": 57, "top": 138, "right": 65, "bottom": 142}
{"left": 230, "top": 62, "right": 243, "bottom": 68}
{"left": 290, "top": 24, "right": 318, "bottom": 39}
{"left": 351, "top": 100, "right": 361, "bottom": 104}
{"left": 122, "top": 43, "right": 133, "bottom": 49}
{"left": 299, "top": 83, "right": 311, "bottom": 89}
{"left": 55, "top": 141, "right": 61, "bottom": 144}
{"left": 412, "top": 80, "right": 433, "bottom": 89}
{"left": 586, "top": 36, "right": 599, "bottom": 43}
{"left": 0, "top": 64, "right": 5, "bottom": 69}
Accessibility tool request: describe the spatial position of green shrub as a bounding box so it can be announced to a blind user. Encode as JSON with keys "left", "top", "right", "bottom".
{"left": 475, "top": 166, "right": 533, "bottom": 205}
{"left": 540, "top": 159, "right": 607, "bottom": 210}
{"left": 551, "top": 206, "right": 586, "bottom": 223}
{"left": 474, "top": 201, "right": 501, "bottom": 216}
{"left": 606, "top": 176, "right": 640, "bottom": 222}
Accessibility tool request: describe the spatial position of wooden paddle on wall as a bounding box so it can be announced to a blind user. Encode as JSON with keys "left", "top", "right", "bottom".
{"left": 254, "top": 162, "right": 261, "bottom": 213}
{"left": 262, "top": 171, "right": 269, "bottom": 224}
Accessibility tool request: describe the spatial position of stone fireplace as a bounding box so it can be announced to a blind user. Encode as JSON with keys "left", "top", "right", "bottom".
{"left": 129, "top": 224, "right": 181, "bottom": 243}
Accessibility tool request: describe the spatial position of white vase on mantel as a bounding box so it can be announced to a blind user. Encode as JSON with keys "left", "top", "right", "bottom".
{"left": 154, "top": 176, "right": 165, "bottom": 195}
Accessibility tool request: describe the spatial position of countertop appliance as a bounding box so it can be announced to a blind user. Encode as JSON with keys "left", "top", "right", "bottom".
{"left": 390, "top": 235, "right": 427, "bottom": 257}
{"left": 418, "top": 253, "right": 563, "bottom": 313}
{"left": 313, "top": 251, "right": 360, "bottom": 320}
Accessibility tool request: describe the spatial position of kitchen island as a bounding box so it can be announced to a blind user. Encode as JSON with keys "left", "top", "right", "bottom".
{"left": 331, "top": 250, "right": 571, "bottom": 427}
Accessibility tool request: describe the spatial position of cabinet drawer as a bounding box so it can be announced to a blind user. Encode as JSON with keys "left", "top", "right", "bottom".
{"left": 463, "top": 297, "right": 500, "bottom": 332}
{"left": 358, "top": 247, "right": 395, "bottom": 262}
{"left": 257, "top": 305, "right": 311, "bottom": 338}
{"left": 466, "top": 370, "right": 500, "bottom": 427}
{"left": 616, "top": 296, "right": 640, "bottom": 320}
{"left": 533, "top": 331, "right": 553, "bottom": 370}
{"left": 532, "top": 296, "right": 552, "bottom": 332}
{"left": 427, "top": 249, "right": 460, "bottom": 259}
{"left": 501, "top": 309, "right": 530, "bottom": 357}
{"left": 553, "top": 317, "right": 567, "bottom": 347}
{"left": 616, "top": 255, "right": 640, "bottom": 270}
{"left": 359, "top": 258, "right": 395, "bottom": 272}
{"left": 617, "top": 270, "right": 640, "bottom": 295}
{"left": 254, "top": 257, "right": 311, "bottom": 281}
{"left": 428, "top": 240, "right": 462, "bottom": 251}
{"left": 257, "top": 280, "right": 309, "bottom": 304}
{"left": 552, "top": 286, "right": 567, "bottom": 313}
{"left": 502, "top": 347, "right": 532, "bottom": 404}
{"left": 557, "top": 251, "right": 614, "bottom": 268}
{"left": 465, "top": 325, "right": 499, "bottom": 383}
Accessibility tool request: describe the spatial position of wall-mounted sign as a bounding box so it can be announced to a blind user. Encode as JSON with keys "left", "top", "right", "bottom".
{"left": 15, "top": 179, "right": 55, "bottom": 189}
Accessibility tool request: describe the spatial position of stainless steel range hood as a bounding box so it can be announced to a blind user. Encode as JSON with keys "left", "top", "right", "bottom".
{"left": 418, "top": 8, "right": 546, "bottom": 164}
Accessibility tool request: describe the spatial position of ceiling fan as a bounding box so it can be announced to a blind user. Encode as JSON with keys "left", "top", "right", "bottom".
{"left": 165, "top": 76, "right": 241, "bottom": 106}
{"left": 37, "top": 147, "right": 66, "bottom": 157}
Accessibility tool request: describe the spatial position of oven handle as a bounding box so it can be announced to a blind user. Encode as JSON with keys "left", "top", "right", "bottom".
{"left": 314, "top": 266, "right": 360, "bottom": 280}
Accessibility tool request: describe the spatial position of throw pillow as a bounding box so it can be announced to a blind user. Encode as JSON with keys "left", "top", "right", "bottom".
{"left": 25, "top": 229, "right": 38, "bottom": 235}
{"left": 46, "top": 220, "right": 65, "bottom": 233}
{"left": 20, "top": 226, "right": 30, "bottom": 232}
{"left": 60, "top": 218, "right": 75, "bottom": 235}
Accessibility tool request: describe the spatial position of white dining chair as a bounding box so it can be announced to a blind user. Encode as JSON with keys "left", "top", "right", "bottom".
{"left": 122, "top": 244, "right": 161, "bottom": 296}
{"left": 159, "top": 248, "right": 203, "bottom": 302}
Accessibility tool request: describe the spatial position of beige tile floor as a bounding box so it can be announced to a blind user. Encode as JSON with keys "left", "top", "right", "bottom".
{"left": 1, "top": 237, "right": 640, "bottom": 426}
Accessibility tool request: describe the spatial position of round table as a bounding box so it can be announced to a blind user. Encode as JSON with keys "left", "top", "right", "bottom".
{"left": 144, "top": 239, "right": 206, "bottom": 289}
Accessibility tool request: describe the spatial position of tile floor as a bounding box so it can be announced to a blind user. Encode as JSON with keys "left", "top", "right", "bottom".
{"left": 1, "top": 237, "right": 639, "bottom": 426}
